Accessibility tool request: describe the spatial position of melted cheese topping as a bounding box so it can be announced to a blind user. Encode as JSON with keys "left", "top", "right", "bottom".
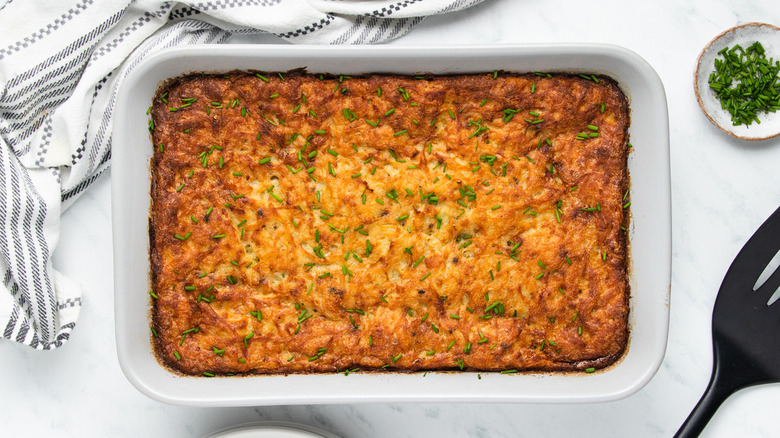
{"left": 150, "top": 71, "right": 630, "bottom": 375}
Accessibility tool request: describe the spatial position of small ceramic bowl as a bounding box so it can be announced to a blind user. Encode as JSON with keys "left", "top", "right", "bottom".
{"left": 204, "top": 422, "right": 341, "bottom": 438}
{"left": 694, "top": 22, "right": 780, "bottom": 141}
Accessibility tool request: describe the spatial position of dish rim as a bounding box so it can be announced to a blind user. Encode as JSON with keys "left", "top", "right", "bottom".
{"left": 111, "top": 43, "right": 671, "bottom": 406}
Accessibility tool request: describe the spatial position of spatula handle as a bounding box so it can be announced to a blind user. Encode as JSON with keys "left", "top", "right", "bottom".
{"left": 674, "top": 336, "right": 759, "bottom": 437}
{"left": 674, "top": 371, "right": 733, "bottom": 438}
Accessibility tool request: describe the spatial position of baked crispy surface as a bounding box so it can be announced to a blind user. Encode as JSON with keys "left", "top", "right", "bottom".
{"left": 149, "top": 71, "right": 630, "bottom": 375}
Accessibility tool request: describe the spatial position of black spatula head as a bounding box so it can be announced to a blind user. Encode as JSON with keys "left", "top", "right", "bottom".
{"left": 712, "top": 205, "right": 780, "bottom": 384}
{"left": 675, "top": 205, "right": 780, "bottom": 438}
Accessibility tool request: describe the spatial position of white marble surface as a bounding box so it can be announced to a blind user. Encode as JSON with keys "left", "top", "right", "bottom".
{"left": 2, "top": 0, "right": 780, "bottom": 436}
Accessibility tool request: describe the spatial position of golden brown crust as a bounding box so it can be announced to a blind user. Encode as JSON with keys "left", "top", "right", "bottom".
{"left": 149, "top": 71, "right": 630, "bottom": 376}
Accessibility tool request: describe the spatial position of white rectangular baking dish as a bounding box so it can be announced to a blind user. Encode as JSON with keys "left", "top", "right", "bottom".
{"left": 112, "top": 44, "right": 671, "bottom": 406}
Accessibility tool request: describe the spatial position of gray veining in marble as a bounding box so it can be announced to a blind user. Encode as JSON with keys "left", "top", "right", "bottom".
{"left": 2, "top": 0, "right": 780, "bottom": 436}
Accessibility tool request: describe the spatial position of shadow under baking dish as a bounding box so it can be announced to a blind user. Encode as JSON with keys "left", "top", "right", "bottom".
{"left": 111, "top": 44, "right": 671, "bottom": 407}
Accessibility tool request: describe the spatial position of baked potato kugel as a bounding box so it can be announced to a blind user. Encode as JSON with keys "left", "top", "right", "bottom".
{"left": 148, "top": 70, "right": 630, "bottom": 376}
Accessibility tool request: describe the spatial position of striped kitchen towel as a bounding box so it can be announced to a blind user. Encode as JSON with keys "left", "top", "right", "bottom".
{"left": 0, "top": 0, "right": 487, "bottom": 350}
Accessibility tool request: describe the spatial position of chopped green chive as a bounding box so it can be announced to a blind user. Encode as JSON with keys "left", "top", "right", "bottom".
{"left": 708, "top": 41, "right": 780, "bottom": 126}
{"left": 580, "top": 203, "right": 601, "bottom": 212}
{"left": 174, "top": 232, "right": 192, "bottom": 241}
{"left": 502, "top": 108, "right": 521, "bottom": 123}
{"left": 342, "top": 108, "right": 357, "bottom": 121}
{"left": 579, "top": 74, "right": 600, "bottom": 83}
{"left": 328, "top": 224, "right": 348, "bottom": 234}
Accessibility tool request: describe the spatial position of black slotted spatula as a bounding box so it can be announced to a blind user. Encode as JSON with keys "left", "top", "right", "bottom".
{"left": 675, "top": 205, "right": 780, "bottom": 437}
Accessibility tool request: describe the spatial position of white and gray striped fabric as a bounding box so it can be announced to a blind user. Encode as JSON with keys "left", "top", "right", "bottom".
{"left": 0, "top": 0, "right": 486, "bottom": 350}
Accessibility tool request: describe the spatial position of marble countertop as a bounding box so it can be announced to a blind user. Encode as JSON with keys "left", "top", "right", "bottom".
{"left": 3, "top": 1, "right": 780, "bottom": 436}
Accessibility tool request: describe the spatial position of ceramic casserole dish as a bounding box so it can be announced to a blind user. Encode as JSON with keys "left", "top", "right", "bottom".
{"left": 112, "top": 44, "right": 670, "bottom": 406}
